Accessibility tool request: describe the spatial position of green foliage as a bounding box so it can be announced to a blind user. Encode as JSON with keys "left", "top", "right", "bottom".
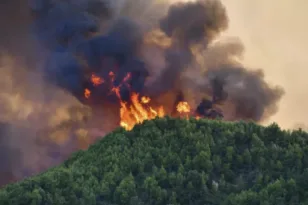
{"left": 1, "top": 117, "right": 308, "bottom": 205}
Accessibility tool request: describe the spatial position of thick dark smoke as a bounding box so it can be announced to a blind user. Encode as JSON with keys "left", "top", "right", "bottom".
{"left": 160, "top": 0, "right": 228, "bottom": 45}
{"left": 199, "top": 39, "right": 284, "bottom": 121}
{"left": 144, "top": 0, "right": 228, "bottom": 97}
{"left": 0, "top": 0, "right": 284, "bottom": 187}
{"left": 0, "top": 122, "right": 15, "bottom": 186}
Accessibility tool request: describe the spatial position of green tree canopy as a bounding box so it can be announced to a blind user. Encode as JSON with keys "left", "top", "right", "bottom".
{"left": 1, "top": 117, "right": 308, "bottom": 205}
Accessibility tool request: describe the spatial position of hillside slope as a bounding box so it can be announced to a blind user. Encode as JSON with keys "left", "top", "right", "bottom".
{"left": 1, "top": 117, "right": 308, "bottom": 205}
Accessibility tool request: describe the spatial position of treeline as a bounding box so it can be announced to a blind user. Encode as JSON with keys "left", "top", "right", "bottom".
{"left": 1, "top": 117, "right": 308, "bottom": 205}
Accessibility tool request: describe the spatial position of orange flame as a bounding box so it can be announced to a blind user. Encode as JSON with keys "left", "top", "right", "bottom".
{"left": 119, "top": 93, "right": 165, "bottom": 130}
{"left": 91, "top": 74, "right": 104, "bottom": 86}
{"left": 176, "top": 101, "right": 191, "bottom": 113}
{"left": 84, "top": 71, "right": 196, "bottom": 130}
{"left": 84, "top": 73, "right": 104, "bottom": 98}
{"left": 176, "top": 101, "right": 191, "bottom": 119}
{"left": 84, "top": 88, "right": 91, "bottom": 98}
{"left": 141, "top": 96, "right": 150, "bottom": 104}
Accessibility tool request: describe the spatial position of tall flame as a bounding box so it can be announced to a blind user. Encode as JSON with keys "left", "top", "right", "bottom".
{"left": 84, "top": 72, "right": 193, "bottom": 130}
{"left": 119, "top": 93, "right": 165, "bottom": 130}
{"left": 176, "top": 101, "right": 191, "bottom": 119}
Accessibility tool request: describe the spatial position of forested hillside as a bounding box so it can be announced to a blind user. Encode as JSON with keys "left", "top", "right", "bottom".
{"left": 1, "top": 117, "right": 308, "bottom": 205}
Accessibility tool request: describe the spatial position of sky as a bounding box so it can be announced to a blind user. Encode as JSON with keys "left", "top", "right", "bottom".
{"left": 2, "top": 0, "right": 308, "bottom": 129}
{"left": 0, "top": 0, "right": 307, "bottom": 187}
{"left": 218, "top": 0, "right": 308, "bottom": 128}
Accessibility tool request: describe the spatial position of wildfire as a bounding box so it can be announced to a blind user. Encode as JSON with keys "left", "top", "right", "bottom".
{"left": 176, "top": 101, "right": 191, "bottom": 113}
{"left": 141, "top": 96, "right": 150, "bottom": 103}
{"left": 91, "top": 73, "right": 104, "bottom": 86}
{"left": 119, "top": 93, "right": 165, "bottom": 130}
{"left": 176, "top": 101, "right": 191, "bottom": 119}
{"left": 84, "top": 72, "right": 193, "bottom": 130}
{"left": 84, "top": 88, "right": 91, "bottom": 98}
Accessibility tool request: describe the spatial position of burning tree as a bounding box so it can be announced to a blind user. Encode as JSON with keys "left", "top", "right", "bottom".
{"left": 32, "top": 0, "right": 283, "bottom": 132}
{"left": 0, "top": 0, "right": 286, "bottom": 189}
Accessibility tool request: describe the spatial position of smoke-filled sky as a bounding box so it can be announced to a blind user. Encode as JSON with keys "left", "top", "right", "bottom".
{"left": 173, "top": 0, "right": 308, "bottom": 128}
{"left": 1, "top": 0, "right": 307, "bottom": 129}
{"left": 219, "top": 0, "right": 308, "bottom": 128}
{"left": 0, "top": 0, "right": 307, "bottom": 187}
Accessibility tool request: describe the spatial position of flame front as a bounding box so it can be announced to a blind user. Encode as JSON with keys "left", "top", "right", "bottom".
{"left": 84, "top": 72, "right": 194, "bottom": 130}
{"left": 119, "top": 93, "right": 165, "bottom": 130}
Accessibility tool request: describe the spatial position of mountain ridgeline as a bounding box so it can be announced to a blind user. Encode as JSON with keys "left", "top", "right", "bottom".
{"left": 1, "top": 117, "right": 308, "bottom": 205}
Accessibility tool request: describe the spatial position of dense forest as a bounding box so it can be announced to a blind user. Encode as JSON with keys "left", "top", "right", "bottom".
{"left": 1, "top": 117, "right": 308, "bottom": 205}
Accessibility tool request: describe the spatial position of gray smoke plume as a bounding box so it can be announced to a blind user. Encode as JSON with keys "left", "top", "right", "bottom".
{"left": 0, "top": 0, "right": 284, "bottom": 187}
{"left": 196, "top": 38, "right": 285, "bottom": 121}
{"left": 160, "top": 0, "right": 228, "bottom": 45}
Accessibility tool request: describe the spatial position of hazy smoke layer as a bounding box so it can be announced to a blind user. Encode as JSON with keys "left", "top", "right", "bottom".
{"left": 219, "top": 0, "right": 308, "bottom": 128}
{"left": 0, "top": 0, "right": 284, "bottom": 187}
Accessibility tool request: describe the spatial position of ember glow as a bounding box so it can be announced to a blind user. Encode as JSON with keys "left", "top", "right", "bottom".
{"left": 176, "top": 101, "right": 191, "bottom": 114}
{"left": 84, "top": 72, "right": 194, "bottom": 130}
{"left": 91, "top": 74, "right": 104, "bottom": 86}
{"left": 84, "top": 88, "right": 91, "bottom": 99}
{"left": 119, "top": 93, "right": 165, "bottom": 130}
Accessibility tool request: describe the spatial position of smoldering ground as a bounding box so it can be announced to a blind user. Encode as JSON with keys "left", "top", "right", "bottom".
{"left": 0, "top": 0, "right": 284, "bottom": 187}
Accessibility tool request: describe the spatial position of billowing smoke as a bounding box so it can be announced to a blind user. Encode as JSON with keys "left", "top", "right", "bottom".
{"left": 0, "top": 0, "right": 94, "bottom": 186}
{"left": 0, "top": 0, "right": 284, "bottom": 187}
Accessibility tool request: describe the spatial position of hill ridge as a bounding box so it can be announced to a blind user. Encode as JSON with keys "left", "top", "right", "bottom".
{"left": 1, "top": 117, "right": 308, "bottom": 205}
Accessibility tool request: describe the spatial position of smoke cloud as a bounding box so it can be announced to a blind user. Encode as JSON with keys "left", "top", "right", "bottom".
{"left": 0, "top": 0, "right": 286, "bottom": 187}
{"left": 219, "top": 0, "right": 308, "bottom": 128}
